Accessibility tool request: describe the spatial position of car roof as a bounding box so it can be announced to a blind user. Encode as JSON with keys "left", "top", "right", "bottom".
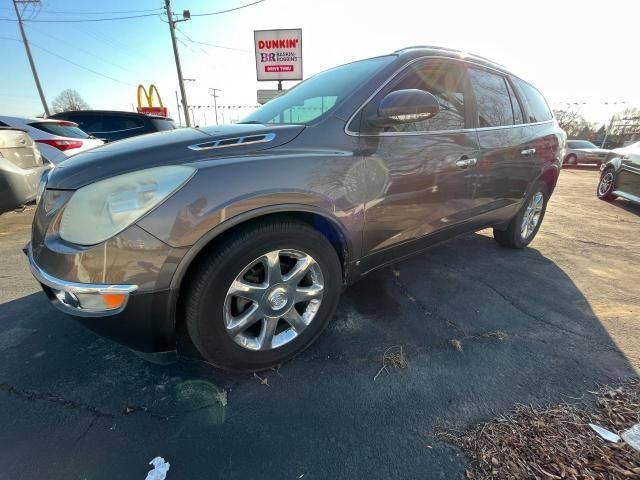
{"left": 0, "top": 115, "right": 63, "bottom": 124}
{"left": 50, "top": 110, "right": 174, "bottom": 121}
{"left": 394, "top": 45, "right": 515, "bottom": 77}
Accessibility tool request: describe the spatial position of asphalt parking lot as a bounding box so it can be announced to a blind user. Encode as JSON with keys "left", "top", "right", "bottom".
{"left": 0, "top": 167, "right": 638, "bottom": 479}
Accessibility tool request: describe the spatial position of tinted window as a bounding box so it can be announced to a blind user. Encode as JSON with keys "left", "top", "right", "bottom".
{"left": 468, "top": 69, "right": 514, "bottom": 127}
{"left": 0, "top": 121, "right": 8, "bottom": 127}
{"left": 61, "top": 114, "right": 103, "bottom": 133}
{"left": 515, "top": 79, "right": 552, "bottom": 123}
{"left": 150, "top": 118, "right": 176, "bottom": 131}
{"left": 376, "top": 61, "right": 466, "bottom": 133}
{"left": 505, "top": 79, "right": 524, "bottom": 124}
{"left": 241, "top": 56, "right": 394, "bottom": 125}
{"left": 568, "top": 140, "right": 597, "bottom": 149}
{"left": 102, "top": 115, "right": 146, "bottom": 133}
{"left": 30, "top": 121, "right": 90, "bottom": 139}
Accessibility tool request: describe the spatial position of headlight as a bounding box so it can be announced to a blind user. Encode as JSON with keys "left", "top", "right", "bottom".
{"left": 60, "top": 166, "right": 195, "bottom": 245}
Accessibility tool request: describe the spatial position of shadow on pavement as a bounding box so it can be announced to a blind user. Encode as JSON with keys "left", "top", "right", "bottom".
{"left": 0, "top": 233, "right": 636, "bottom": 479}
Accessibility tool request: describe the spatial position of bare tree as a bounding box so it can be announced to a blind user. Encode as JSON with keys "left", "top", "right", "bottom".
{"left": 51, "top": 89, "right": 90, "bottom": 113}
{"left": 553, "top": 107, "right": 597, "bottom": 138}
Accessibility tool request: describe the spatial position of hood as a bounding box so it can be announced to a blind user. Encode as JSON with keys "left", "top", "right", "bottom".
{"left": 46, "top": 123, "right": 304, "bottom": 189}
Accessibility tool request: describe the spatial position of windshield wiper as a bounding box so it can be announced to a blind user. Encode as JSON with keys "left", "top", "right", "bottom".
{"left": 236, "top": 120, "right": 264, "bottom": 124}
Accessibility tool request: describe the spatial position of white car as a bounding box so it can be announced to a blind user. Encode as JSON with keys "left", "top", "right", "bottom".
{"left": 0, "top": 115, "right": 103, "bottom": 165}
{"left": 610, "top": 141, "right": 640, "bottom": 162}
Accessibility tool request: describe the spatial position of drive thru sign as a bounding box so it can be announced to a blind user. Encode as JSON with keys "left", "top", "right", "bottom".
{"left": 254, "top": 29, "right": 303, "bottom": 81}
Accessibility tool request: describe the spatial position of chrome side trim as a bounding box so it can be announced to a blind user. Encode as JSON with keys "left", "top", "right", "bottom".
{"left": 613, "top": 190, "right": 640, "bottom": 205}
{"left": 188, "top": 132, "right": 276, "bottom": 151}
{"left": 344, "top": 55, "right": 555, "bottom": 138}
{"left": 27, "top": 244, "right": 138, "bottom": 295}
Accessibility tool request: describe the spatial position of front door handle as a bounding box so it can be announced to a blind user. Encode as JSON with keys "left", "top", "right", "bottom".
{"left": 521, "top": 148, "right": 536, "bottom": 156}
{"left": 456, "top": 157, "right": 477, "bottom": 168}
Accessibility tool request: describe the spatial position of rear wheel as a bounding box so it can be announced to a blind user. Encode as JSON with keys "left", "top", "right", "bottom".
{"left": 597, "top": 169, "right": 617, "bottom": 201}
{"left": 185, "top": 219, "right": 342, "bottom": 371}
{"left": 493, "top": 181, "right": 549, "bottom": 249}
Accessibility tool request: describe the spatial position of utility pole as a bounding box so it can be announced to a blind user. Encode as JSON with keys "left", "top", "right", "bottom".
{"left": 174, "top": 90, "right": 182, "bottom": 126}
{"left": 164, "top": 0, "right": 190, "bottom": 127}
{"left": 209, "top": 88, "right": 222, "bottom": 125}
{"left": 13, "top": 0, "right": 49, "bottom": 116}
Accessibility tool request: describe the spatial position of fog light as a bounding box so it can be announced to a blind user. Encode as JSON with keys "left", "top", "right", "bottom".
{"left": 75, "top": 292, "right": 127, "bottom": 311}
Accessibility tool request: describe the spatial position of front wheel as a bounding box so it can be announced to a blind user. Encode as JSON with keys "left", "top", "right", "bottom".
{"left": 597, "top": 169, "right": 617, "bottom": 201}
{"left": 493, "top": 181, "right": 549, "bottom": 249}
{"left": 184, "top": 219, "right": 342, "bottom": 371}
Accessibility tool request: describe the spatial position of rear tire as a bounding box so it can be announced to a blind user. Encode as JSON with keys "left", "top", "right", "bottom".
{"left": 184, "top": 218, "right": 342, "bottom": 372}
{"left": 493, "top": 181, "right": 549, "bottom": 249}
{"left": 597, "top": 169, "right": 617, "bottom": 201}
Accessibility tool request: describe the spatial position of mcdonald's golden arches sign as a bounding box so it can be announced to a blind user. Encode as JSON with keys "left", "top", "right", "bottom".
{"left": 137, "top": 84, "right": 168, "bottom": 117}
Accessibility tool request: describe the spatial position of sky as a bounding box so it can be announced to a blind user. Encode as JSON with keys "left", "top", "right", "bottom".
{"left": 1, "top": 0, "right": 639, "bottom": 126}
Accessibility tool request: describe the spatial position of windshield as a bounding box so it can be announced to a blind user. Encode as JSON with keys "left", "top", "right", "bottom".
{"left": 568, "top": 140, "right": 597, "bottom": 149}
{"left": 240, "top": 56, "right": 394, "bottom": 125}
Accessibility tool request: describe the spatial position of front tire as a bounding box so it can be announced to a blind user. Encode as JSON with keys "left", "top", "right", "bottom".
{"left": 184, "top": 219, "right": 342, "bottom": 371}
{"left": 565, "top": 154, "right": 578, "bottom": 166}
{"left": 493, "top": 181, "right": 549, "bottom": 249}
{"left": 597, "top": 169, "right": 617, "bottom": 201}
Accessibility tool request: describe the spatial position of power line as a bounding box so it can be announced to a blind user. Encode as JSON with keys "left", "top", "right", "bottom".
{"left": 176, "top": 26, "right": 251, "bottom": 53}
{"left": 0, "top": 0, "right": 266, "bottom": 23}
{"left": 190, "top": 0, "right": 266, "bottom": 17}
{"left": 0, "top": 6, "right": 164, "bottom": 14}
{"left": 0, "top": 12, "right": 162, "bottom": 23}
{"left": 0, "top": 35, "right": 134, "bottom": 87}
{"left": 25, "top": 24, "right": 142, "bottom": 76}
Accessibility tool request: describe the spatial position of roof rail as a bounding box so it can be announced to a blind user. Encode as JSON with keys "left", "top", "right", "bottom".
{"left": 394, "top": 45, "right": 506, "bottom": 68}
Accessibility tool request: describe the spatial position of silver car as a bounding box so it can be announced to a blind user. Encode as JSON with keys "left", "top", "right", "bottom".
{"left": 563, "top": 140, "right": 609, "bottom": 166}
{"left": 0, "top": 127, "right": 50, "bottom": 214}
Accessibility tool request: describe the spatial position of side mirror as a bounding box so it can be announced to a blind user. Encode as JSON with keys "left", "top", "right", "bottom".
{"left": 370, "top": 89, "right": 440, "bottom": 127}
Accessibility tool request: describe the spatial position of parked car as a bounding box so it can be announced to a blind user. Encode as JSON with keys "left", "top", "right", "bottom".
{"left": 26, "top": 46, "right": 565, "bottom": 371}
{"left": 563, "top": 140, "right": 609, "bottom": 165}
{"left": 0, "top": 127, "right": 50, "bottom": 214}
{"left": 597, "top": 141, "right": 640, "bottom": 205}
{"left": 50, "top": 110, "right": 176, "bottom": 143}
{"left": 0, "top": 116, "right": 103, "bottom": 165}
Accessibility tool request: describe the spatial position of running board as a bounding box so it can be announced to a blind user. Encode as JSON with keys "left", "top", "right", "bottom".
{"left": 613, "top": 190, "right": 640, "bottom": 205}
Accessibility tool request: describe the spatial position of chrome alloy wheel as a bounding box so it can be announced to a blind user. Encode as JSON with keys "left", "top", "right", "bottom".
{"left": 223, "top": 249, "right": 324, "bottom": 351}
{"left": 598, "top": 171, "right": 614, "bottom": 197}
{"left": 521, "top": 191, "right": 544, "bottom": 239}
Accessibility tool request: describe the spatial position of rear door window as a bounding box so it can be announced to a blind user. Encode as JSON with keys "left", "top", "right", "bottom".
{"left": 468, "top": 68, "right": 515, "bottom": 127}
{"left": 102, "top": 115, "right": 146, "bottom": 133}
{"left": 68, "top": 114, "right": 104, "bottom": 133}
{"left": 29, "top": 121, "right": 90, "bottom": 139}
{"left": 514, "top": 79, "right": 553, "bottom": 123}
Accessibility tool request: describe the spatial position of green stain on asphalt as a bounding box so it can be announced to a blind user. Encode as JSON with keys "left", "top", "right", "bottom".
{"left": 175, "top": 380, "right": 227, "bottom": 424}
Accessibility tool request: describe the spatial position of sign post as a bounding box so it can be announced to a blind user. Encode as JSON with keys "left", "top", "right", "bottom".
{"left": 254, "top": 29, "right": 303, "bottom": 85}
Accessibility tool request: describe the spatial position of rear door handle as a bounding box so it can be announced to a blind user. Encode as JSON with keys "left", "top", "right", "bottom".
{"left": 521, "top": 148, "right": 536, "bottom": 156}
{"left": 456, "top": 157, "right": 477, "bottom": 168}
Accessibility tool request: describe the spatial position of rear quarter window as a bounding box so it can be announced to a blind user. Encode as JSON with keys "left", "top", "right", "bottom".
{"left": 514, "top": 79, "right": 553, "bottom": 123}
{"left": 30, "top": 121, "right": 90, "bottom": 139}
{"left": 150, "top": 118, "right": 177, "bottom": 131}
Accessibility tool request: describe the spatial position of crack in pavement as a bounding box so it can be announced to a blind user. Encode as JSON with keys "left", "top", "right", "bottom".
{"left": 445, "top": 265, "right": 621, "bottom": 354}
{"left": 392, "top": 272, "right": 468, "bottom": 337}
{"left": 0, "top": 383, "right": 114, "bottom": 418}
{"left": 542, "top": 231, "right": 625, "bottom": 250}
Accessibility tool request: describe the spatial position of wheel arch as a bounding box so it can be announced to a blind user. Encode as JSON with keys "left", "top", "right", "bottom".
{"left": 169, "top": 205, "right": 354, "bottom": 294}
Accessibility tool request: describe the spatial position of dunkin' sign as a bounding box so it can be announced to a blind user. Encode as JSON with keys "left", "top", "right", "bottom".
{"left": 254, "top": 29, "right": 302, "bottom": 81}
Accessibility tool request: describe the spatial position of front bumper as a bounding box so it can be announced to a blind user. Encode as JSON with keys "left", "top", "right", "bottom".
{"left": 25, "top": 242, "right": 180, "bottom": 353}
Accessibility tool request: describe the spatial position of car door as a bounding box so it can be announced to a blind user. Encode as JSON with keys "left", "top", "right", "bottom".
{"left": 617, "top": 146, "right": 640, "bottom": 198}
{"left": 468, "top": 68, "right": 539, "bottom": 222}
{"left": 356, "top": 59, "right": 481, "bottom": 266}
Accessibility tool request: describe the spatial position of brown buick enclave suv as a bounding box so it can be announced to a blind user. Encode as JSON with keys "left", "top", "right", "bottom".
{"left": 26, "top": 46, "right": 565, "bottom": 371}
